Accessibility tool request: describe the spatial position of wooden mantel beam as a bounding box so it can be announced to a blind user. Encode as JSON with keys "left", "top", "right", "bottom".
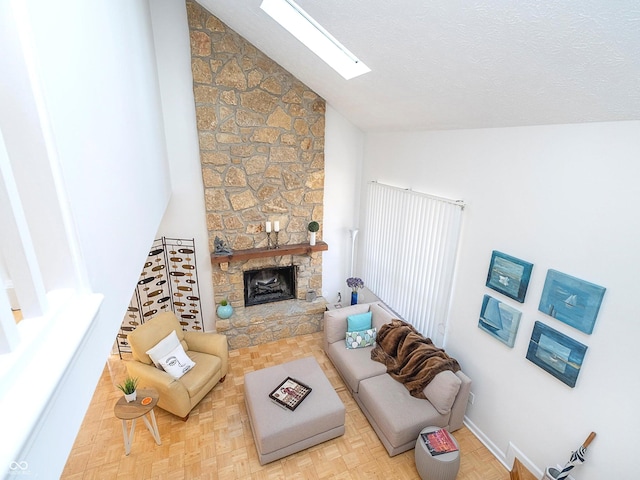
{"left": 210, "top": 241, "right": 328, "bottom": 265}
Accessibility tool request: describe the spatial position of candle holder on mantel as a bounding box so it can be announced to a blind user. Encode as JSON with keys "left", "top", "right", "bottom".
{"left": 267, "top": 231, "right": 274, "bottom": 249}
{"left": 274, "top": 231, "right": 280, "bottom": 249}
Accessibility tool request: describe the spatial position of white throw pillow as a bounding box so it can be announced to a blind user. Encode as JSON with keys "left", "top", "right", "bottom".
{"left": 423, "top": 370, "right": 462, "bottom": 415}
{"left": 158, "top": 344, "right": 196, "bottom": 379}
{"left": 146, "top": 330, "right": 180, "bottom": 369}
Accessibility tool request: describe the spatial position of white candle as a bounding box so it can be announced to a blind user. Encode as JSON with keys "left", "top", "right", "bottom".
{"left": 274, "top": 221, "right": 280, "bottom": 232}
{"left": 266, "top": 221, "right": 271, "bottom": 233}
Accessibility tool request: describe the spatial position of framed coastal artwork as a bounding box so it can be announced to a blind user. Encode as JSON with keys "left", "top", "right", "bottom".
{"left": 477, "top": 295, "right": 522, "bottom": 348}
{"left": 485, "top": 251, "right": 533, "bottom": 303}
{"left": 538, "top": 269, "right": 606, "bottom": 334}
{"left": 526, "top": 321, "right": 587, "bottom": 388}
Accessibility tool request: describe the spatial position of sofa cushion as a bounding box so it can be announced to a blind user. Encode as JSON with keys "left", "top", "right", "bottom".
{"left": 370, "top": 302, "right": 395, "bottom": 331}
{"left": 180, "top": 350, "right": 222, "bottom": 399}
{"left": 347, "top": 312, "right": 372, "bottom": 331}
{"left": 327, "top": 341, "right": 387, "bottom": 393}
{"left": 324, "top": 304, "right": 371, "bottom": 345}
{"left": 423, "top": 370, "right": 462, "bottom": 415}
{"left": 358, "top": 374, "right": 447, "bottom": 448}
{"left": 346, "top": 328, "right": 377, "bottom": 349}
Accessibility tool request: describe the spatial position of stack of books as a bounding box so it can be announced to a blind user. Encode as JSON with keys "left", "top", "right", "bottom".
{"left": 420, "top": 428, "right": 459, "bottom": 456}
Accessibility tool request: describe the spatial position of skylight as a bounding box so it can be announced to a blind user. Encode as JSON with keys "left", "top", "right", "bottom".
{"left": 260, "top": 0, "right": 370, "bottom": 80}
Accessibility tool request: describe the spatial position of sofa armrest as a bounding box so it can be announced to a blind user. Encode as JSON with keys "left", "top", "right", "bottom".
{"left": 184, "top": 332, "right": 229, "bottom": 377}
{"left": 448, "top": 370, "right": 471, "bottom": 432}
{"left": 323, "top": 303, "right": 374, "bottom": 351}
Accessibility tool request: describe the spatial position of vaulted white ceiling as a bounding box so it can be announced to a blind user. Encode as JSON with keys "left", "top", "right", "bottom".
{"left": 199, "top": 0, "right": 640, "bottom": 132}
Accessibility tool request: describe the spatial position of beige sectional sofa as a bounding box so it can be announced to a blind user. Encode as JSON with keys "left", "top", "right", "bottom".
{"left": 323, "top": 301, "right": 471, "bottom": 456}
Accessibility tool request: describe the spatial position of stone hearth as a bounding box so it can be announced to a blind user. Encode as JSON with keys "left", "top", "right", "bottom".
{"left": 213, "top": 252, "right": 326, "bottom": 349}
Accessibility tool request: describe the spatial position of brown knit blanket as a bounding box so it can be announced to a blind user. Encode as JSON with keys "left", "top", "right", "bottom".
{"left": 371, "top": 319, "right": 460, "bottom": 399}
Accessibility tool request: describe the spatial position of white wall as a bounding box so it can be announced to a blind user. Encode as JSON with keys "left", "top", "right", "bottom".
{"left": 27, "top": 0, "right": 171, "bottom": 296}
{"left": 323, "top": 106, "right": 366, "bottom": 304}
{"left": 363, "top": 121, "right": 640, "bottom": 479}
{"left": 0, "top": 1, "right": 171, "bottom": 478}
{"left": 149, "top": 0, "right": 217, "bottom": 330}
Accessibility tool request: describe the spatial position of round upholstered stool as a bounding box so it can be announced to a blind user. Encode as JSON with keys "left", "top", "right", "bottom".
{"left": 415, "top": 426, "right": 460, "bottom": 480}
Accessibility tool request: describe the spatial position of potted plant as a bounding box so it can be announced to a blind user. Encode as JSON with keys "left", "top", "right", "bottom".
{"left": 117, "top": 376, "right": 138, "bottom": 402}
{"left": 217, "top": 298, "right": 233, "bottom": 319}
{"left": 308, "top": 221, "right": 320, "bottom": 246}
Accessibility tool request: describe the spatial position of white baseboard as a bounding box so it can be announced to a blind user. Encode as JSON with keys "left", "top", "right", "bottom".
{"left": 507, "top": 441, "right": 543, "bottom": 478}
{"left": 463, "top": 416, "right": 576, "bottom": 480}
{"left": 463, "top": 416, "right": 510, "bottom": 470}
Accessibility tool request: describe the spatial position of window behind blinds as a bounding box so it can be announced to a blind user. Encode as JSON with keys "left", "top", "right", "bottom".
{"left": 360, "top": 181, "right": 464, "bottom": 346}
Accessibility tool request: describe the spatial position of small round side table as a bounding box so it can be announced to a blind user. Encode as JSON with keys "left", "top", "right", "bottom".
{"left": 114, "top": 388, "right": 162, "bottom": 455}
{"left": 415, "top": 426, "right": 460, "bottom": 480}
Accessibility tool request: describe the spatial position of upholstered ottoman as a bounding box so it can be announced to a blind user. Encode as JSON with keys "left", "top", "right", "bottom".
{"left": 244, "top": 356, "right": 346, "bottom": 465}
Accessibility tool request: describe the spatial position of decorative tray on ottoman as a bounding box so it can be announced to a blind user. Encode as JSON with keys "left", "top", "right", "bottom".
{"left": 268, "top": 377, "right": 312, "bottom": 411}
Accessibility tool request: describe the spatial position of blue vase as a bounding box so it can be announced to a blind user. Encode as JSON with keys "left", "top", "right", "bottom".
{"left": 351, "top": 291, "right": 358, "bottom": 305}
{"left": 217, "top": 303, "right": 233, "bottom": 319}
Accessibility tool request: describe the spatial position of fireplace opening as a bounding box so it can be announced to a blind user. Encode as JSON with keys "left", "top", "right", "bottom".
{"left": 244, "top": 266, "right": 296, "bottom": 307}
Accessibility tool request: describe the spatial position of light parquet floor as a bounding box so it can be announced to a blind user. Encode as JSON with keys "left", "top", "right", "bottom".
{"left": 61, "top": 332, "right": 510, "bottom": 480}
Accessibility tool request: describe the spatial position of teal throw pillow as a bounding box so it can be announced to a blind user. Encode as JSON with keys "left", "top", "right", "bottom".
{"left": 347, "top": 311, "right": 372, "bottom": 331}
{"left": 346, "top": 328, "right": 377, "bottom": 349}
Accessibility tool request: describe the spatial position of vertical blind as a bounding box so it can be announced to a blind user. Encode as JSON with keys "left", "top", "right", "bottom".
{"left": 361, "top": 182, "right": 464, "bottom": 346}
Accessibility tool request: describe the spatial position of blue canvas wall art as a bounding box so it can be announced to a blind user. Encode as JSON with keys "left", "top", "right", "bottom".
{"left": 538, "top": 269, "right": 605, "bottom": 334}
{"left": 526, "top": 321, "right": 587, "bottom": 388}
{"left": 486, "top": 251, "right": 533, "bottom": 303}
{"left": 478, "top": 295, "right": 522, "bottom": 348}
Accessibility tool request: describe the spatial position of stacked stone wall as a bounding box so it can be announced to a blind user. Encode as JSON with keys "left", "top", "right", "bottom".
{"left": 186, "top": 1, "right": 327, "bottom": 348}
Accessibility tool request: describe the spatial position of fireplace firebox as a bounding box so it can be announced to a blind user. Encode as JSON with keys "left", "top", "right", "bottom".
{"left": 244, "top": 266, "right": 296, "bottom": 307}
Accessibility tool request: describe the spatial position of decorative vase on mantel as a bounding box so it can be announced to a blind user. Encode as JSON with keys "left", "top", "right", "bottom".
{"left": 217, "top": 300, "right": 233, "bottom": 319}
{"left": 351, "top": 291, "right": 358, "bottom": 305}
{"left": 308, "top": 221, "right": 319, "bottom": 247}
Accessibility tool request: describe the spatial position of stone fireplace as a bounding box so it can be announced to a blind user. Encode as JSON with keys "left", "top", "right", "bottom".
{"left": 187, "top": 1, "right": 327, "bottom": 349}
{"left": 210, "top": 250, "right": 326, "bottom": 349}
{"left": 244, "top": 265, "right": 296, "bottom": 307}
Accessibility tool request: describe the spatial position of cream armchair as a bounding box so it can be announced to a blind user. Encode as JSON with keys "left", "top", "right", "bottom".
{"left": 125, "top": 311, "right": 228, "bottom": 420}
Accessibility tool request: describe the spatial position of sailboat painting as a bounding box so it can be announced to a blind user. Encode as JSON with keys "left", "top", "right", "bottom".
{"left": 538, "top": 270, "right": 606, "bottom": 334}
{"left": 478, "top": 295, "right": 522, "bottom": 347}
{"left": 486, "top": 251, "right": 533, "bottom": 303}
{"left": 526, "top": 321, "right": 588, "bottom": 387}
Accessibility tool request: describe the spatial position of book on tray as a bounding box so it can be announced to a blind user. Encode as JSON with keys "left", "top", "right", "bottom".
{"left": 268, "top": 377, "right": 312, "bottom": 411}
{"left": 421, "top": 428, "right": 459, "bottom": 456}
